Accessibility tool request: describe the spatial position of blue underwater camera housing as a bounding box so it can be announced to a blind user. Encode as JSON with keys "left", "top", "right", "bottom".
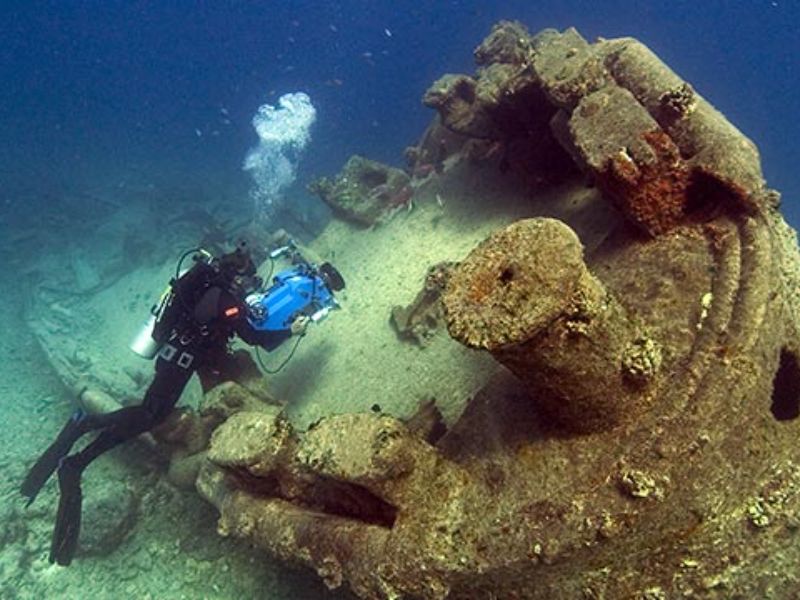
{"left": 246, "top": 243, "right": 345, "bottom": 332}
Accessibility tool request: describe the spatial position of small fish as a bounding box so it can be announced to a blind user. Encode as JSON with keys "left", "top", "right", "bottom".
{"left": 194, "top": 128, "right": 202, "bottom": 137}
{"left": 329, "top": 24, "right": 338, "bottom": 33}
{"left": 436, "top": 193, "right": 444, "bottom": 207}
{"left": 384, "top": 28, "right": 392, "bottom": 37}
{"left": 361, "top": 51, "right": 373, "bottom": 59}
{"left": 220, "top": 107, "right": 229, "bottom": 116}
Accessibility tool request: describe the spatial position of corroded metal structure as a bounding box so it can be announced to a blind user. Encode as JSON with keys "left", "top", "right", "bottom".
{"left": 191, "top": 23, "right": 800, "bottom": 599}
{"left": 443, "top": 217, "right": 660, "bottom": 433}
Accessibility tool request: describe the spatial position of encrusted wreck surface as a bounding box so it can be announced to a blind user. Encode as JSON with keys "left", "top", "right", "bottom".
{"left": 390, "top": 261, "right": 455, "bottom": 347}
{"left": 194, "top": 23, "right": 800, "bottom": 599}
{"left": 309, "top": 155, "right": 413, "bottom": 226}
{"left": 442, "top": 218, "right": 660, "bottom": 433}
{"left": 424, "top": 23, "right": 767, "bottom": 236}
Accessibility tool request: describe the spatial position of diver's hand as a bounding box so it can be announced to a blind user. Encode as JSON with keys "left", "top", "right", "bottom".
{"left": 290, "top": 315, "right": 310, "bottom": 336}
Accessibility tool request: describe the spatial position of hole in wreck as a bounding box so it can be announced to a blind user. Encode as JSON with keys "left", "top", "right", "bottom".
{"left": 454, "top": 77, "right": 476, "bottom": 104}
{"left": 359, "top": 168, "right": 388, "bottom": 189}
{"left": 310, "top": 476, "right": 398, "bottom": 528}
{"left": 487, "top": 83, "right": 578, "bottom": 185}
{"left": 499, "top": 266, "right": 515, "bottom": 285}
{"left": 685, "top": 170, "right": 741, "bottom": 221}
{"left": 770, "top": 348, "right": 800, "bottom": 421}
{"left": 231, "top": 468, "right": 398, "bottom": 529}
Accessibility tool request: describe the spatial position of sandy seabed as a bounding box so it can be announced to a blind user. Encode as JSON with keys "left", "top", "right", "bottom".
{"left": 0, "top": 195, "right": 354, "bottom": 598}
{"left": 0, "top": 159, "right": 608, "bottom": 599}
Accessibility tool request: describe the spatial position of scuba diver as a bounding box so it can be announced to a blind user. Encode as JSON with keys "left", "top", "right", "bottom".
{"left": 20, "top": 240, "right": 344, "bottom": 566}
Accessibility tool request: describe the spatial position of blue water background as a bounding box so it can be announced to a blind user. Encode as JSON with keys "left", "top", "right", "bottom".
{"left": 1, "top": 0, "right": 797, "bottom": 225}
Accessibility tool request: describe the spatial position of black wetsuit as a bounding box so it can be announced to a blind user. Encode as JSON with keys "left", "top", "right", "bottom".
{"left": 21, "top": 258, "right": 289, "bottom": 566}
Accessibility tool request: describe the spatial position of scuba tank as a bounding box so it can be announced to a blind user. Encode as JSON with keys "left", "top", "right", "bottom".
{"left": 129, "top": 284, "right": 175, "bottom": 359}
{"left": 129, "top": 249, "right": 212, "bottom": 359}
{"left": 129, "top": 313, "right": 161, "bottom": 359}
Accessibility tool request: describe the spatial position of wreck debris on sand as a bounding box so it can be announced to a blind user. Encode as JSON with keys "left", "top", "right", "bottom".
{"left": 193, "top": 22, "right": 800, "bottom": 599}
{"left": 308, "top": 155, "right": 413, "bottom": 226}
{"left": 21, "top": 20, "right": 800, "bottom": 600}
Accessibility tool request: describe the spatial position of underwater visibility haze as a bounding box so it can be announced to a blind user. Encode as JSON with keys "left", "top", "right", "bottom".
{"left": 1, "top": 1, "right": 799, "bottom": 598}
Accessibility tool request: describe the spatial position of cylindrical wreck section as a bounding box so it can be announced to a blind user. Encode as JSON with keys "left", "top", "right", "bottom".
{"left": 443, "top": 218, "right": 661, "bottom": 432}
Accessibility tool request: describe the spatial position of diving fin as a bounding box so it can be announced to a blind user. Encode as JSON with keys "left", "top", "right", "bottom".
{"left": 20, "top": 410, "right": 86, "bottom": 507}
{"left": 49, "top": 458, "right": 83, "bottom": 566}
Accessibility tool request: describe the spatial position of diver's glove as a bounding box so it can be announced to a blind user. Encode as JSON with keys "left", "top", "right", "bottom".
{"left": 290, "top": 315, "right": 310, "bottom": 336}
